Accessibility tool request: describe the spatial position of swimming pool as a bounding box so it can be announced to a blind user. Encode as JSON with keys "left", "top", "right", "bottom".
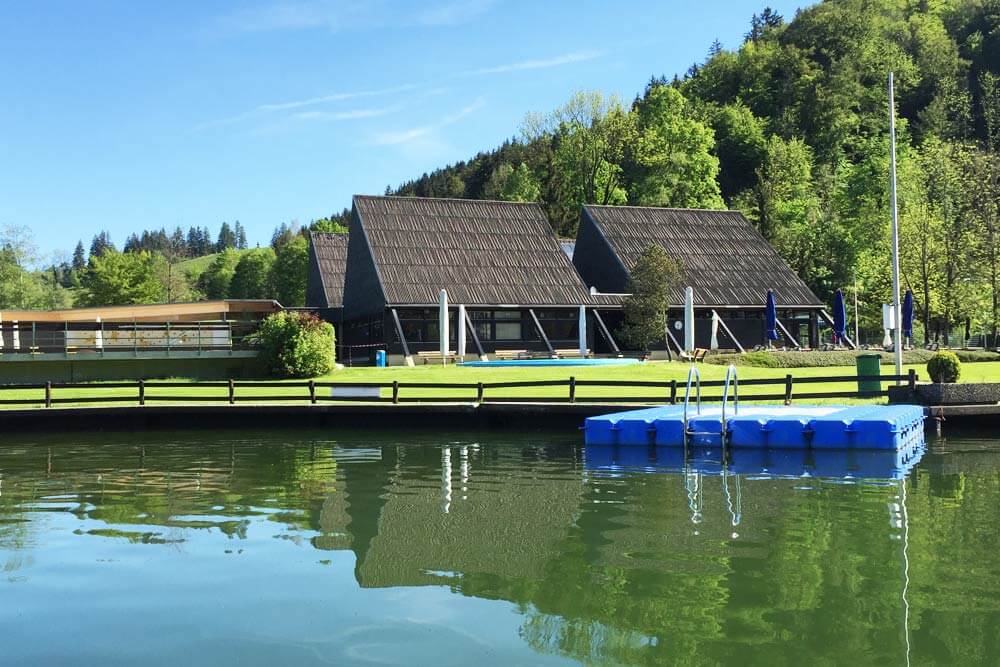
{"left": 461, "top": 357, "right": 641, "bottom": 367}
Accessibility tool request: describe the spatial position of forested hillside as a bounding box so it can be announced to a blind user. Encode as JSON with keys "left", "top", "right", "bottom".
{"left": 387, "top": 0, "right": 1000, "bottom": 339}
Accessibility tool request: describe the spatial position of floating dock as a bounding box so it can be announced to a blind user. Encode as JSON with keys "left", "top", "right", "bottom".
{"left": 583, "top": 404, "right": 925, "bottom": 450}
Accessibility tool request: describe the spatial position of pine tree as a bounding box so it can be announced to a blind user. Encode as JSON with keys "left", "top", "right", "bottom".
{"left": 72, "top": 241, "right": 86, "bottom": 271}
{"left": 216, "top": 222, "right": 237, "bottom": 253}
{"left": 235, "top": 221, "right": 248, "bottom": 250}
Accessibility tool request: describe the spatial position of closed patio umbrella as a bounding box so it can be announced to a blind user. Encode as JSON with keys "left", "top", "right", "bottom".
{"left": 765, "top": 290, "right": 779, "bottom": 346}
{"left": 833, "top": 289, "right": 848, "bottom": 345}
{"left": 902, "top": 289, "right": 914, "bottom": 346}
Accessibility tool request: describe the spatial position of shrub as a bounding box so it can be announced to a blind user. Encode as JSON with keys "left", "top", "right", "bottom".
{"left": 251, "top": 311, "right": 335, "bottom": 378}
{"left": 927, "top": 351, "right": 961, "bottom": 383}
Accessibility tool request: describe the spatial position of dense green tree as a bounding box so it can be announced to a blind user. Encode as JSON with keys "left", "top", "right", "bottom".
{"left": 629, "top": 85, "right": 724, "bottom": 208}
{"left": 80, "top": 249, "right": 166, "bottom": 306}
{"left": 230, "top": 247, "right": 276, "bottom": 299}
{"left": 272, "top": 235, "right": 309, "bottom": 307}
{"left": 197, "top": 248, "right": 241, "bottom": 299}
{"left": 501, "top": 163, "right": 541, "bottom": 202}
{"left": 618, "top": 245, "right": 684, "bottom": 349}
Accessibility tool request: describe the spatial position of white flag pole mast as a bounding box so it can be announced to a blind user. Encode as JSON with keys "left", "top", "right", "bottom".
{"left": 889, "top": 71, "right": 903, "bottom": 383}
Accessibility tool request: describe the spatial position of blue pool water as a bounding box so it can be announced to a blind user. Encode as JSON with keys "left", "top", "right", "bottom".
{"left": 462, "top": 358, "right": 641, "bottom": 367}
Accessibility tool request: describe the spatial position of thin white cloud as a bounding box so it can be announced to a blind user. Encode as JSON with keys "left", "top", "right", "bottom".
{"left": 257, "top": 84, "right": 418, "bottom": 112}
{"left": 195, "top": 84, "right": 416, "bottom": 131}
{"left": 220, "top": 0, "right": 497, "bottom": 33}
{"left": 373, "top": 97, "right": 485, "bottom": 146}
{"left": 291, "top": 107, "right": 396, "bottom": 121}
{"left": 459, "top": 50, "right": 604, "bottom": 77}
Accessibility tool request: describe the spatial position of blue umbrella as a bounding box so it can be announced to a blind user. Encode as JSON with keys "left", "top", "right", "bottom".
{"left": 902, "top": 289, "right": 914, "bottom": 340}
{"left": 833, "top": 289, "right": 848, "bottom": 344}
{"left": 765, "top": 289, "right": 779, "bottom": 342}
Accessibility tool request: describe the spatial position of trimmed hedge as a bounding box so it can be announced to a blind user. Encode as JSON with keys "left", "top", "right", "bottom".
{"left": 704, "top": 348, "right": 1000, "bottom": 368}
{"left": 927, "top": 351, "right": 961, "bottom": 383}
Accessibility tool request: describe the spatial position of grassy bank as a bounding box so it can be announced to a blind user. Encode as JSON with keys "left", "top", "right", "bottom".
{"left": 4, "top": 359, "right": 999, "bottom": 408}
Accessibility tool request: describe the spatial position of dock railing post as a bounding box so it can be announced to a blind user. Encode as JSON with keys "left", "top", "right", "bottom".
{"left": 228, "top": 379, "right": 235, "bottom": 405}
{"left": 784, "top": 374, "right": 794, "bottom": 406}
{"left": 908, "top": 368, "right": 917, "bottom": 397}
{"left": 569, "top": 376, "right": 576, "bottom": 403}
{"left": 309, "top": 380, "right": 316, "bottom": 405}
{"left": 476, "top": 382, "right": 484, "bottom": 404}
{"left": 670, "top": 380, "right": 677, "bottom": 405}
{"left": 45, "top": 381, "right": 51, "bottom": 408}
{"left": 138, "top": 379, "right": 145, "bottom": 406}
{"left": 392, "top": 381, "right": 399, "bottom": 404}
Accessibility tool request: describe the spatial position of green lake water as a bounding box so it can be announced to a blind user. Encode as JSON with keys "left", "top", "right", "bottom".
{"left": 1, "top": 429, "right": 998, "bottom": 665}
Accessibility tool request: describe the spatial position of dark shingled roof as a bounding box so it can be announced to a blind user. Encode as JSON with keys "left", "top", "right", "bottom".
{"left": 580, "top": 205, "right": 823, "bottom": 307}
{"left": 353, "top": 195, "right": 593, "bottom": 306}
{"left": 309, "top": 232, "right": 348, "bottom": 308}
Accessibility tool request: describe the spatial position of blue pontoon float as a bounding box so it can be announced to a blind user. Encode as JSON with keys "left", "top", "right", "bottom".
{"left": 584, "top": 365, "right": 924, "bottom": 451}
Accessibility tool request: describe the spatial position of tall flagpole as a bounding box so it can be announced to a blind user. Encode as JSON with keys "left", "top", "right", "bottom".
{"left": 889, "top": 72, "right": 903, "bottom": 382}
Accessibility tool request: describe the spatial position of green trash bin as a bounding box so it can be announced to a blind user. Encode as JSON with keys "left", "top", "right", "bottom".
{"left": 856, "top": 353, "right": 881, "bottom": 394}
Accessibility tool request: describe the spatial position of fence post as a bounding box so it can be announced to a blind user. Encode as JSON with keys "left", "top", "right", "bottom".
{"left": 476, "top": 382, "right": 484, "bottom": 403}
{"left": 670, "top": 380, "right": 677, "bottom": 405}
{"left": 45, "top": 381, "right": 51, "bottom": 408}
{"left": 908, "top": 368, "right": 917, "bottom": 397}
{"left": 392, "top": 381, "right": 399, "bottom": 404}
{"left": 228, "top": 379, "right": 235, "bottom": 405}
{"left": 309, "top": 380, "right": 316, "bottom": 405}
{"left": 784, "top": 374, "right": 794, "bottom": 406}
{"left": 569, "top": 376, "right": 576, "bottom": 403}
{"left": 138, "top": 379, "right": 145, "bottom": 406}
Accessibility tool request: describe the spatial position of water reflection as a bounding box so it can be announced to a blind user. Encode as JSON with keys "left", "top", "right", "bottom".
{"left": 0, "top": 430, "right": 997, "bottom": 665}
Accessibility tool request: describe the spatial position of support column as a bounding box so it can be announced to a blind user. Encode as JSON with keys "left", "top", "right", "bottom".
{"left": 528, "top": 309, "right": 554, "bottom": 355}
{"left": 390, "top": 308, "right": 415, "bottom": 367}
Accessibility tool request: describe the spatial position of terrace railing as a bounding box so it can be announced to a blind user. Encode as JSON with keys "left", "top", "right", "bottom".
{"left": 0, "top": 370, "right": 919, "bottom": 409}
{"left": 0, "top": 320, "right": 260, "bottom": 357}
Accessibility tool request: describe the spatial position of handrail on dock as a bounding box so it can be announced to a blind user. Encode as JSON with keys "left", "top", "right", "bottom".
{"left": 682, "top": 364, "right": 702, "bottom": 430}
{"left": 720, "top": 364, "right": 739, "bottom": 434}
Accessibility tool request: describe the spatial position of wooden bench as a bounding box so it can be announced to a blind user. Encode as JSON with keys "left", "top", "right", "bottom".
{"left": 679, "top": 348, "right": 709, "bottom": 362}
{"left": 554, "top": 348, "right": 590, "bottom": 358}
{"left": 415, "top": 351, "right": 458, "bottom": 364}
{"left": 494, "top": 349, "right": 527, "bottom": 360}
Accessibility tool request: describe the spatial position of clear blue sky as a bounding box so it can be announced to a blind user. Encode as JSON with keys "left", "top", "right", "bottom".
{"left": 0, "top": 1, "right": 806, "bottom": 259}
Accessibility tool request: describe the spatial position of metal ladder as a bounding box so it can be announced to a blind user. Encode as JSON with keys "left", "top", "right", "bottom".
{"left": 683, "top": 363, "right": 740, "bottom": 444}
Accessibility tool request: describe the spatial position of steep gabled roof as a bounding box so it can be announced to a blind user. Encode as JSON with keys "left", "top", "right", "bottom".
{"left": 308, "top": 232, "right": 348, "bottom": 308}
{"left": 580, "top": 205, "right": 823, "bottom": 307}
{"left": 352, "top": 195, "right": 593, "bottom": 306}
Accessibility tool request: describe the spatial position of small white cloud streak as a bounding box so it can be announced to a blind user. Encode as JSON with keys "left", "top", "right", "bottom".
{"left": 195, "top": 85, "right": 416, "bottom": 131}
{"left": 372, "top": 97, "right": 485, "bottom": 146}
{"left": 291, "top": 107, "right": 396, "bottom": 121}
{"left": 459, "top": 50, "right": 603, "bottom": 77}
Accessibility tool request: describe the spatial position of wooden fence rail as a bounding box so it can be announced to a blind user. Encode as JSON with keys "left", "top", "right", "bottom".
{"left": 0, "top": 370, "right": 919, "bottom": 408}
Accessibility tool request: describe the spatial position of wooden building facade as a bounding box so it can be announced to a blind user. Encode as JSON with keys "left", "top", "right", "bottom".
{"left": 336, "top": 196, "right": 616, "bottom": 364}
{"left": 573, "top": 205, "right": 826, "bottom": 351}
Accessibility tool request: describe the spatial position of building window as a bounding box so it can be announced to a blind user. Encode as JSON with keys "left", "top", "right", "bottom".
{"left": 495, "top": 322, "right": 522, "bottom": 340}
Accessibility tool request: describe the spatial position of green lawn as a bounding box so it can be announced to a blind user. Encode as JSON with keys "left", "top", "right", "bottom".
{"left": 5, "top": 359, "right": 999, "bottom": 408}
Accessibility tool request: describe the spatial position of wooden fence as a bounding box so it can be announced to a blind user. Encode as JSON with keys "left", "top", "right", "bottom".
{"left": 0, "top": 371, "right": 918, "bottom": 408}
